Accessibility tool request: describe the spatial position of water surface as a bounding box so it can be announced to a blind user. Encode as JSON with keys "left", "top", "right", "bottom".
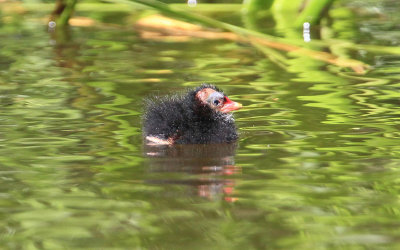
{"left": 1, "top": 1, "right": 400, "bottom": 249}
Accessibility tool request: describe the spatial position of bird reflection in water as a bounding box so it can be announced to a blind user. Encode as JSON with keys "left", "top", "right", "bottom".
{"left": 144, "top": 143, "right": 240, "bottom": 202}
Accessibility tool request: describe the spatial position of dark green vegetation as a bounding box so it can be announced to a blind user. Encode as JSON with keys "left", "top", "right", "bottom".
{"left": 1, "top": 0, "right": 400, "bottom": 249}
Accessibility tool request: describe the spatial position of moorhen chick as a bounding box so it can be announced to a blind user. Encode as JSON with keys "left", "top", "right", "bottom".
{"left": 143, "top": 84, "right": 242, "bottom": 144}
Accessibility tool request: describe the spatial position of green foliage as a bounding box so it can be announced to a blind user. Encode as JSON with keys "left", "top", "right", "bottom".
{"left": 52, "top": 0, "right": 78, "bottom": 27}
{"left": 295, "top": 0, "right": 334, "bottom": 26}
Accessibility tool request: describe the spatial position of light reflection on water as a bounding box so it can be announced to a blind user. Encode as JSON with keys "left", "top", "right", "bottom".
{"left": 144, "top": 143, "right": 240, "bottom": 202}
{"left": 1, "top": 3, "right": 400, "bottom": 249}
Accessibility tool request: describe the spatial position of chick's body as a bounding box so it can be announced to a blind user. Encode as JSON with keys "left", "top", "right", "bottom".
{"left": 143, "top": 85, "right": 240, "bottom": 144}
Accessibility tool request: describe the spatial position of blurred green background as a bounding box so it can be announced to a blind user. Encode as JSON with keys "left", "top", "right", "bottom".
{"left": 1, "top": 0, "right": 400, "bottom": 249}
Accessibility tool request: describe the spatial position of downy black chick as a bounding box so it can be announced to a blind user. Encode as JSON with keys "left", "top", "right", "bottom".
{"left": 143, "top": 84, "right": 242, "bottom": 144}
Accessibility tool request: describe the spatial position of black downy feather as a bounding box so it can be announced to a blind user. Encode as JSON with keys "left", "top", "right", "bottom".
{"left": 143, "top": 84, "right": 238, "bottom": 144}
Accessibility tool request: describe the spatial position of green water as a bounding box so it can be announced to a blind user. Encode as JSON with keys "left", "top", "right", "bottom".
{"left": 1, "top": 1, "right": 400, "bottom": 249}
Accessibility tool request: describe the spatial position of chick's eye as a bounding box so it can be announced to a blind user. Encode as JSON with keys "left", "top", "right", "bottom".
{"left": 213, "top": 100, "right": 220, "bottom": 105}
